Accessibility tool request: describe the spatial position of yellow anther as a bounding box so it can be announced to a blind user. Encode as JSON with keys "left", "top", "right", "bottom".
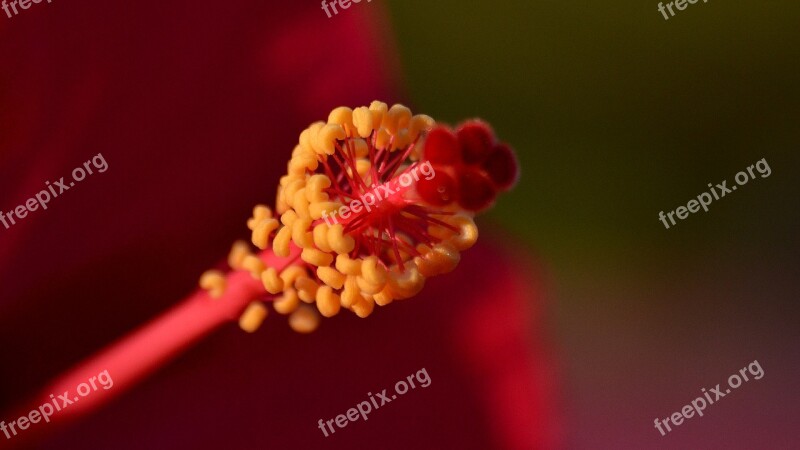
{"left": 289, "top": 153, "right": 318, "bottom": 174}
{"left": 409, "top": 114, "right": 435, "bottom": 140}
{"left": 295, "top": 276, "right": 320, "bottom": 303}
{"left": 375, "top": 127, "right": 392, "bottom": 150}
{"left": 261, "top": 267, "right": 284, "bottom": 294}
{"left": 228, "top": 241, "right": 251, "bottom": 270}
{"left": 368, "top": 101, "right": 388, "bottom": 129}
{"left": 280, "top": 209, "right": 298, "bottom": 227}
{"left": 313, "top": 223, "right": 333, "bottom": 253}
{"left": 309, "top": 201, "right": 343, "bottom": 220}
{"left": 391, "top": 128, "right": 411, "bottom": 151}
{"left": 305, "top": 174, "right": 332, "bottom": 203}
{"left": 416, "top": 242, "right": 461, "bottom": 277}
{"left": 247, "top": 205, "right": 272, "bottom": 230}
{"left": 315, "top": 124, "right": 346, "bottom": 155}
{"left": 280, "top": 265, "right": 308, "bottom": 286}
{"left": 430, "top": 242, "right": 460, "bottom": 274}
{"left": 317, "top": 266, "right": 346, "bottom": 290}
{"left": 355, "top": 159, "right": 371, "bottom": 178}
{"left": 328, "top": 106, "right": 354, "bottom": 134}
{"left": 273, "top": 288, "right": 300, "bottom": 315}
{"left": 199, "top": 270, "right": 226, "bottom": 299}
{"left": 300, "top": 121, "right": 325, "bottom": 151}
{"left": 448, "top": 215, "right": 479, "bottom": 251}
{"left": 292, "top": 188, "right": 311, "bottom": 218}
{"left": 289, "top": 305, "right": 321, "bottom": 333}
{"left": 283, "top": 179, "right": 305, "bottom": 207}
{"left": 352, "top": 138, "right": 369, "bottom": 158}
{"left": 327, "top": 224, "right": 355, "bottom": 254}
{"left": 315, "top": 286, "right": 341, "bottom": 317}
{"left": 356, "top": 275, "right": 384, "bottom": 295}
{"left": 351, "top": 295, "right": 375, "bottom": 318}
{"left": 251, "top": 217, "right": 279, "bottom": 250}
{"left": 239, "top": 302, "right": 268, "bottom": 333}
{"left": 291, "top": 217, "right": 314, "bottom": 248}
{"left": 384, "top": 104, "right": 412, "bottom": 135}
{"left": 361, "top": 256, "right": 387, "bottom": 285}
{"left": 301, "top": 247, "right": 334, "bottom": 267}
{"left": 373, "top": 287, "right": 394, "bottom": 306}
{"left": 272, "top": 225, "right": 293, "bottom": 257}
{"left": 352, "top": 106, "right": 375, "bottom": 138}
{"left": 387, "top": 265, "right": 425, "bottom": 299}
{"left": 335, "top": 254, "right": 362, "bottom": 276}
{"left": 242, "top": 254, "right": 266, "bottom": 279}
{"left": 341, "top": 275, "right": 362, "bottom": 307}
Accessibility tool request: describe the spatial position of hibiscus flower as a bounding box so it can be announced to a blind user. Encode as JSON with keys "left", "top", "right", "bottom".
{"left": 0, "top": 2, "right": 561, "bottom": 449}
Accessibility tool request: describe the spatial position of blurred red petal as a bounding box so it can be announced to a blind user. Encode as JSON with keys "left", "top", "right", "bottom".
{"left": 456, "top": 120, "right": 495, "bottom": 165}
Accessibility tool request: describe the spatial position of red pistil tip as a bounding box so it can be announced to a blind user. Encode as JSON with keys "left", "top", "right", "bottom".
{"left": 199, "top": 102, "right": 519, "bottom": 333}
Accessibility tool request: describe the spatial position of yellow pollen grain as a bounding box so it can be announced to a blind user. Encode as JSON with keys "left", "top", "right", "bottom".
{"left": 247, "top": 205, "right": 272, "bottom": 230}
{"left": 306, "top": 174, "right": 331, "bottom": 203}
{"left": 449, "top": 215, "right": 479, "bottom": 251}
{"left": 228, "top": 241, "right": 251, "bottom": 270}
{"left": 373, "top": 287, "right": 394, "bottom": 306}
{"left": 309, "top": 201, "right": 343, "bottom": 220}
{"left": 351, "top": 295, "right": 375, "bottom": 318}
{"left": 251, "top": 217, "right": 279, "bottom": 250}
{"left": 261, "top": 267, "right": 284, "bottom": 294}
{"left": 341, "top": 276, "right": 362, "bottom": 307}
{"left": 387, "top": 265, "right": 425, "bottom": 299}
{"left": 328, "top": 106, "right": 355, "bottom": 134}
{"left": 295, "top": 276, "right": 320, "bottom": 303}
{"left": 335, "top": 254, "right": 362, "bottom": 276}
{"left": 292, "top": 188, "right": 311, "bottom": 218}
{"left": 280, "top": 265, "right": 308, "bottom": 286}
{"left": 242, "top": 255, "right": 266, "bottom": 279}
{"left": 239, "top": 302, "right": 268, "bottom": 333}
{"left": 199, "top": 270, "right": 226, "bottom": 299}
{"left": 352, "top": 106, "right": 375, "bottom": 138}
{"left": 315, "top": 286, "right": 341, "bottom": 317}
{"left": 327, "top": 224, "right": 355, "bottom": 255}
{"left": 280, "top": 209, "right": 298, "bottom": 227}
{"left": 384, "top": 104, "right": 412, "bottom": 135}
{"left": 313, "top": 223, "right": 333, "bottom": 253}
{"left": 288, "top": 305, "right": 320, "bottom": 334}
{"left": 375, "top": 127, "right": 392, "bottom": 150}
{"left": 315, "top": 124, "right": 346, "bottom": 155}
{"left": 368, "top": 101, "right": 388, "bottom": 129}
{"left": 273, "top": 288, "right": 300, "bottom": 315}
{"left": 291, "top": 217, "right": 314, "bottom": 248}
{"left": 301, "top": 247, "right": 334, "bottom": 267}
{"left": 317, "top": 266, "right": 346, "bottom": 290}
{"left": 352, "top": 138, "right": 369, "bottom": 158}
{"left": 356, "top": 275, "right": 384, "bottom": 295}
{"left": 361, "top": 256, "right": 387, "bottom": 285}
{"left": 272, "top": 225, "right": 293, "bottom": 257}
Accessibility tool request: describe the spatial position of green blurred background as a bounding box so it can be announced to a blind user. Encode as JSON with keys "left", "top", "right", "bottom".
{"left": 388, "top": 1, "right": 799, "bottom": 448}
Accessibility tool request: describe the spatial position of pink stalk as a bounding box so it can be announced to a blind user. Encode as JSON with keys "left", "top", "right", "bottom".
{"left": 4, "top": 245, "right": 301, "bottom": 446}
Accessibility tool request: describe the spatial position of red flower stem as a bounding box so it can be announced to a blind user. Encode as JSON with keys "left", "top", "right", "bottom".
{"left": 5, "top": 245, "right": 301, "bottom": 444}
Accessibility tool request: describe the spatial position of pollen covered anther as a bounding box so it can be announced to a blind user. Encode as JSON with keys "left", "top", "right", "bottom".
{"left": 206, "top": 101, "right": 517, "bottom": 334}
